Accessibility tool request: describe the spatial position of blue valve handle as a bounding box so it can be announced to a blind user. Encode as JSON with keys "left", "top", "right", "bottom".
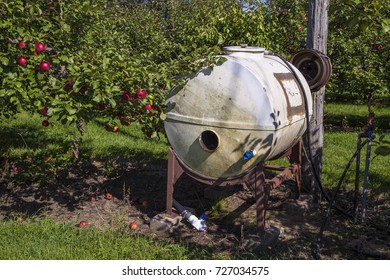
{"left": 243, "top": 150, "right": 256, "bottom": 161}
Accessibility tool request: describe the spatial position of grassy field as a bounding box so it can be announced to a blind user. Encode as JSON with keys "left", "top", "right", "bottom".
{"left": 0, "top": 218, "right": 218, "bottom": 260}
{"left": 323, "top": 102, "right": 390, "bottom": 196}
{"left": 0, "top": 102, "right": 389, "bottom": 259}
{"left": 0, "top": 113, "right": 168, "bottom": 163}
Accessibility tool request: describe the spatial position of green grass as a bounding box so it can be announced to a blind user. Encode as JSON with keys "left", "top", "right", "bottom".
{"left": 322, "top": 103, "right": 390, "bottom": 195}
{"left": 324, "top": 102, "right": 390, "bottom": 131}
{"left": 0, "top": 112, "right": 168, "bottom": 163}
{"left": 323, "top": 131, "right": 390, "bottom": 195}
{"left": 0, "top": 218, "right": 213, "bottom": 260}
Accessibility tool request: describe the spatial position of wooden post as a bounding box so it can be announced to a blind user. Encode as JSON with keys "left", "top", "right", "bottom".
{"left": 303, "top": 0, "right": 329, "bottom": 202}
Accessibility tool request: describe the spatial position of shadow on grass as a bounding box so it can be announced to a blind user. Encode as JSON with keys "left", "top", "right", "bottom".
{"left": 324, "top": 112, "right": 390, "bottom": 131}
{"left": 0, "top": 123, "right": 71, "bottom": 155}
{"left": 0, "top": 117, "right": 167, "bottom": 216}
{"left": 79, "top": 118, "right": 168, "bottom": 162}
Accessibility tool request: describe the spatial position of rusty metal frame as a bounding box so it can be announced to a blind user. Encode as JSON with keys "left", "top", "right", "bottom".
{"left": 166, "top": 140, "right": 302, "bottom": 237}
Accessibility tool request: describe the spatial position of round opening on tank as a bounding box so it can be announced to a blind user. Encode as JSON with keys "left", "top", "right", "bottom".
{"left": 199, "top": 130, "right": 219, "bottom": 152}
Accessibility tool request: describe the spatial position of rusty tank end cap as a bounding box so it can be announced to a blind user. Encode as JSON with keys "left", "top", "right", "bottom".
{"left": 290, "top": 49, "right": 332, "bottom": 92}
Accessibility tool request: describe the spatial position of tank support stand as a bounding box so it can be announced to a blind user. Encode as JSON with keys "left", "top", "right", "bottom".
{"left": 166, "top": 141, "right": 302, "bottom": 238}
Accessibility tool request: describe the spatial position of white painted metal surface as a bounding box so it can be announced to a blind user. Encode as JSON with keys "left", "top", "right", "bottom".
{"left": 165, "top": 46, "right": 313, "bottom": 179}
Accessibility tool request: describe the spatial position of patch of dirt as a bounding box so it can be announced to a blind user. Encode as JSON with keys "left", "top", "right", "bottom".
{"left": 1, "top": 160, "right": 389, "bottom": 260}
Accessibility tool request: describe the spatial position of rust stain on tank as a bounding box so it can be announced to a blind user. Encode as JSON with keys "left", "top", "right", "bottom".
{"left": 274, "top": 73, "right": 305, "bottom": 123}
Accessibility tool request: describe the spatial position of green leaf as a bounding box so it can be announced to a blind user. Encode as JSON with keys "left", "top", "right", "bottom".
{"left": 382, "top": 18, "right": 390, "bottom": 33}
{"left": 10, "top": 96, "right": 18, "bottom": 104}
{"left": 0, "top": 57, "right": 9, "bottom": 66}
{"left": 159, "top": 111, "right": 166, "bottom": 121}
{"left": 37, "top": 72, "right": 46, "bottom": 81}
{"left": 103, "top": 58, "right": 110, "bottom": 69}
{"left": 359, "top": 21, "right": 369, "bottom": 32}
{"left": 109, "top": 98, "right": 116, "bottom": 108}
{"left": 92, "top": 94, "right": 102, "bottom": 103}
{"left": 61, "top": 23, "right": 71, "bottom": 33}
{"left": 65, "top": 105, "right": 77, "bottom": 115}
{"left": 92, "top": 81, "right": 100, "bottom": 90}
{"left": 111, "top": 85, "right": 120, "bottom": 93}
{"left": 34, "top": 100, "right": 42, "bottom": 108}
{"left": 7, "top": 72, "right": 16, "bottom": 80}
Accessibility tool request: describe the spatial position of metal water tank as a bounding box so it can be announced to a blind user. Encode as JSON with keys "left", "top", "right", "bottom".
{"left": 164, "top": 46, "right": 313, "bottom": 180}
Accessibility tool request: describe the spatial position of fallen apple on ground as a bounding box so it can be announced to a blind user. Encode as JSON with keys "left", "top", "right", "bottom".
{"left": 129, "top": 221, "right": 138, "bottom": 230}
{"left": 79, "top": 220, "right": 89, "bottom": 228}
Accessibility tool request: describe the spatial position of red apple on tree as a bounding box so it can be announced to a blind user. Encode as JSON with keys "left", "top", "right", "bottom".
{"left": 296, "top": 26, "right": 303, "bottom": 31}
{"left": 39, "top": 61, "right": 50, "bottom": 71}
{"left": 42, "top": 120, "right": 49, "bottom": 127}
{"left": 35, "top": 42, "right": 46, "bottom": 53}
{"left": 41, "top": 106, "right": 48, "bottom": 116}
{"left": 64, "top": 81, "right": 74, "bottom": 92}
{"left": 136, "top": 88, "right": 147, "bottom": 99}
{"left": 373, "top": 43, "right": 382, "bottom": 50}
{"left": 17, "top": 57, "right": 27, "bottom": 67}
{"left": 19, "top": 41, "right": 26, "bottom": 48}
{"left": 122, "top": 91, "right": 132, "bottom": 101}
{"left": 145, "top": 104, "right": 153, "bottom": 111}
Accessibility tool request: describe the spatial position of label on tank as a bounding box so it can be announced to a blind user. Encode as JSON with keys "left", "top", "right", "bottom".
{"left": 280, "top": 79, "right": 302, "bottom": 107}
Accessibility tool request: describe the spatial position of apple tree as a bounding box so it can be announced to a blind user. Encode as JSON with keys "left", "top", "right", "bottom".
{"left": 262, "top": 0, "right": 308, "bottom": 55}
{"left": 327, "top": 0, "right": 389, "bottom": 102}
{"left": 0, "top": 0, "right": 173, "bottom": 138}
{"left": 1, "top": 0, "right": 271, "bottom": 138}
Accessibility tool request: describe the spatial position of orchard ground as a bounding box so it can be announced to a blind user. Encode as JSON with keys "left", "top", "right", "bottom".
{"left": 0, "top": 106, "right": 390, "bottom": 260}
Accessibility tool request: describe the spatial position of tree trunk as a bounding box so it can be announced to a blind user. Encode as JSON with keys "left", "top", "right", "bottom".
{"left": 303, "top": 0, "right": 329, "bottom": 202}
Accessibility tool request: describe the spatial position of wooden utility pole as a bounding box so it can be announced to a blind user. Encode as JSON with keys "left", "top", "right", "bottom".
{"left": 303, "top": 0, "right": 330, "bottom": 202}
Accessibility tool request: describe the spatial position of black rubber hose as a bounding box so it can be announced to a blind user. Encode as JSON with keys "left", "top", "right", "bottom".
{"left": 312, "top": 138, "right": 370, "bottom": 259}
{"left": 172, "top": 199, "right": 186, "bottom": 214}
{"left": 265, "top": 50, "right": 352, "bottom": 217}
{"left": 265, "top": 50, "right": 378, "bottom": 259}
